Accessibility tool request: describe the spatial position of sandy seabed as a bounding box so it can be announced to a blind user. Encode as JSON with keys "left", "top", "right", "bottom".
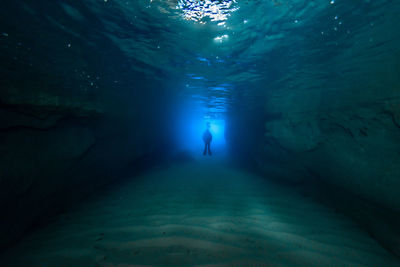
{"left": 0, "top": 161, "right": 399, "bottom": 266}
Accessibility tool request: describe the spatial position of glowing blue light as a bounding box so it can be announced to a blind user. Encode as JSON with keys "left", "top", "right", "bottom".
{"left": 176, "top": 113, "right": 226, "bottom": 155}
{"left": 204, "top": 119, "right": 225, "bottom": 146}
{"left": 209, "top": 122, "right": 221, "bottom": 135}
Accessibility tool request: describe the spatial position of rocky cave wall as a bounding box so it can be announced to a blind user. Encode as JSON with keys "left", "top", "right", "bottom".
{"left": 0, "top": 78, "right": 173, "bottom": 251}
{"left": 226, "top": 10, "right": 400, "bottom": 253}
{"left": 228, "top": 1, "right": 400, "bottom": 212}
{"left": 0, "top": 1, "right": 175, "bottom": 250}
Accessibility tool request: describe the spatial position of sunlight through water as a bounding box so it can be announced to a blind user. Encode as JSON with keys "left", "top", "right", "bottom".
{"left": 177, "top": 0, "right": 239, "bottom": 23}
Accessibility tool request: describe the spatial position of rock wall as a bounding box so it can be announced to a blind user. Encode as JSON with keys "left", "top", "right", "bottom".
{"left": 0, "top": 0, "right": 177, "bottom": 250}
{"left": 226, "top": 1, "right": 400, "bottom": 213}
{"left": 226, "top": 26, "right": 400, "bottom": 253}
{"left": 259, "top": 90, "right": 400, "bottom": 211}
{"left": 0, "top": 86, "right": 172, "bottom": 250}
{"left": 0, "top": 42, "right": 171, "bottom": 253}
{"left": 225, "top": 10, "right": 400, "bottom": 259}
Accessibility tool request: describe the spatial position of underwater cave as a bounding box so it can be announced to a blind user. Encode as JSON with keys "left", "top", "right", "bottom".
{"left": 1, "top": 0, "right": 400, "bottom": 265}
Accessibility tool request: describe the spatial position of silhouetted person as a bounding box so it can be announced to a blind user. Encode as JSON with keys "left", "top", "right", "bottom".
{"left": 203, "top": 122, "right": 212, "bottom": 156}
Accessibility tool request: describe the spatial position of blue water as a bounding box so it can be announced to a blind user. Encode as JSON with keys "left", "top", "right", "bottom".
{"left": 3, "top": 0, "right": 398, "bottom": 119}
{"left": 1, "top": 0, "right": 400, "bottom": 265}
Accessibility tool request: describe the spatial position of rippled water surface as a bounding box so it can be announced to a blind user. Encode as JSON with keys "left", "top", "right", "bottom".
{"left": 1, "top": 0, "right": 399, "bottom": 117}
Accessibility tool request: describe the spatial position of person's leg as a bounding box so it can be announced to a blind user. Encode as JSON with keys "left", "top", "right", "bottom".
{"left": 208, "top": 142, "right": 212, "bottom": 156}
{"left": 203, "top": 143, "right": 207, "bottom": 155}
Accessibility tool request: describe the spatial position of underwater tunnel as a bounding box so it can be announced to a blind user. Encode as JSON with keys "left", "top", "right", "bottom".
{"left": 1, "top": 0, "right": 400, "bottom": 265}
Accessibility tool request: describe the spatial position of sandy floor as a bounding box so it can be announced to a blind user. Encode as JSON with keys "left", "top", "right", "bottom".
{"left": 0, "top": 161, "right": 399, "bottom": 266}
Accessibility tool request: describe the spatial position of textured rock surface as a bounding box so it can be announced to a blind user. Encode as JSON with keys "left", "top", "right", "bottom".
{"left": 0, "top": 93, "right": 170, "bottom": 249}
{"left": 225, "top": 0, "right": 400, "bottom": 212}
{"left": 0, "top": 36, "right": 171, "bottom": 254}
{"left": 0, "top": 1, "right": 178, "bottom": 250}
{"left": 258, "top": 77, "right": 400, "bottom": 211}
{"left": 225, "top": 1, "right": 400, "bottom": 255}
